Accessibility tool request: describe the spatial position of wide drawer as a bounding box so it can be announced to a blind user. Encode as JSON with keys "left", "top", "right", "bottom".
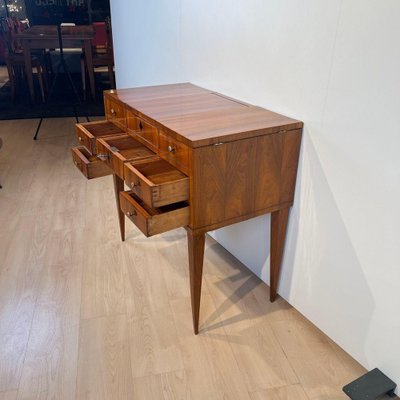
{"left": 126, "top": 110, "right": 158, "bottom": 152}
{"left": 158, "top": 131, "right": 191, "bottom": 174}
{"left": 105, "top": 97, "right": 126, "bottom": 129}
{"left": 124, "top": 157, "right": 189, "bottom": 208}
{"left": 96, "top": 135, "right": 156, "bottom": 179}
{"left": 71, "top": 146, "right": 112, "bottom": 179}
{"left": 75, "top": 120, "right": 125, "bottom": 154}
{"left": 120, "top": 191, "right": 189, "bottom": 237}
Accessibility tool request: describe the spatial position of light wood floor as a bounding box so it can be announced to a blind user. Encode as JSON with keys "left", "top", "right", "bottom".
{"left": 0, "top": 118, "right": 367, "bottom": 400}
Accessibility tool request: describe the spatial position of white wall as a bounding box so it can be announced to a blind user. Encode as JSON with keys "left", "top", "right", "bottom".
{"left": 110, "top": 0, "right": 400, "bottom": 388}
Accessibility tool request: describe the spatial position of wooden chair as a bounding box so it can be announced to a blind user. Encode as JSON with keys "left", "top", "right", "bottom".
{"left": 80, "top": 20, "right": 115, "bottom": 99}
{"left": 0, "top": 19, "right": 46, "bottom": 102}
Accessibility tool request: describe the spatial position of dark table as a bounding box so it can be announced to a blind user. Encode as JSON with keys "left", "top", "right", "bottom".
{"left": 17, "top": 25, "right": 95, "bottom": 101}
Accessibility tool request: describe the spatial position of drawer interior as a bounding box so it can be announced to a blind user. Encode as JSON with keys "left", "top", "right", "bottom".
{"left": 104, "top": 136, "right": 155, "bottom": 160}
{"left": 75, "top": 146, "right": 96, "bottom": 162}
{"left": 79, "top": 120, "right": 124, "bottom": 138}
{"left": 130, "top": 193, "right": 188, "bottom": 217}
{"left": 131, "top": 158, "right": 188, "bottom": 185}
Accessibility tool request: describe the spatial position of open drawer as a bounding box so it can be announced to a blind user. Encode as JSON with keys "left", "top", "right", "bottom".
{"left": 75, "top": 120, "right": 125, "bottom": 154}
{"left": 96, "top": 135, "right": 157, "bottom": 179}
{"left": 124, "top": 157, "right": 189, "bottom": 208}
{"left": 120, "top": 191, "right": 189, "bottom": 237}
{"left": 71, "top": 146, "right": 112, "bottom": 179}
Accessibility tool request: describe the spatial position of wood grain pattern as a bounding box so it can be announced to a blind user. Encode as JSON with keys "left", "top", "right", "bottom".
{"left": 71, "top": 146, "right": 112, "bottom": 180}
{"left": 170, "top": 295, "right": 252, "bottom": 400}
{"left": 187, "top": 230, "right": 205, "bottom": 334}
{"left": 126, "top": 110, "right": 159, "bottom": 152}
{"left": 271, "top": 314, "right": 366, "bottom": 399}
{"left": 204, "top": 264, "right": 298, "bottom": 392}
{"left": 17, "top": 261, "right": 82, "bottom": 400}
{"left": 76, "top": 315, "right": 134, "bottom": 400}
{"left": 96, "top": 135, "right": 156, "bottom": 179}
{"left": 132, "top": 371, "right": 189, "bottom": 400}
{"left": 0, "top": 213, "right": 51, "bottom": 392}
{"left": 113, "top": 174, "right": 125, "bottom": 242}
{"left": 104, "top": 96, "right": 126, "bottom": 129}
{"left": 119, "top": 191, "right": 189, "bottom": 237}
{"left": 104, "top": 84, "right": 303, "bottom": 148}
{"left": 124, "top": 157, "right": 189, "bottom": 208}
{"left": 250, "top": 385, "right": 309, "bottom": 400}
{"left": 128, "top": 305, "right": 184, "bottom": 378}
{"left": 191, "top": 130, "right": 301, "bottom": 230}
{"left": 0, "top": 391, "right": 17, "bottom": 400}
{"left": 75, "top": 120, "right": 124, "bottom": 155}
{"left": 270, "top": 208, "right": 290, "bottom": 301}
{"left": 158, "top": 130, "right": 192, "bottom": 175}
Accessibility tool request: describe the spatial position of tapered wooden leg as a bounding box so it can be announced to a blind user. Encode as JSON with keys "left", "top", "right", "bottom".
{"left": 113, "top": 174, "right": 125, "bottom": 241}
{"left": 270, "top": 207, "right": 290, "bottom": 302}
{"left": 187, "top": 230, "right": 205, "bottom": 335}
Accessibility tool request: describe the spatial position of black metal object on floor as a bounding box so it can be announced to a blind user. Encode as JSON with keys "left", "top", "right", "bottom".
{"left": 33, "top": 23, "right": 89, "bottom": 140}
{"left": 343, "top": 368, "right": 397, "bottom": 399}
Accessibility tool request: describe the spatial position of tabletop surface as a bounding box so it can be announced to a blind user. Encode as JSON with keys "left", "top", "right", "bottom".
{"left": 16, "top": 25, "right": 94, "bottom": 40}
{"left": 106, "top": 83, "right": 303, "bottom": 147}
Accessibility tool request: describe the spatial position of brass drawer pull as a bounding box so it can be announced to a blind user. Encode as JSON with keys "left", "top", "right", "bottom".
{"left": 78, "top": 136, "right": 83, "bottom": 142}
{"left": 130, "top": 181, "right": 140, "bottom": 188}
{"left": 74, "top": 160, "right": 80, "bottom": 167}
{"left": 126, "top": 210, "right": 136, "bottom": 217}
{"left": 167, "top": 145, "right": 176, "bottom": 153}
{"left": 110, "top": 108, "right": 116, "bottom": 115}
{"left": 97, "top": 153, "right": 110, "bottom": 161}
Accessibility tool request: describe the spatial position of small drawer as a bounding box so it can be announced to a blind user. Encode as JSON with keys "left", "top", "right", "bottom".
{"left": 71, "top": 146, "right": 112, "bottom": 179}
{"left": 124, "top": 157, "right": 189, "bottom": 208}
{"left": 75, "top": 120, "right": 125, "bottom": 154}
{"left": 96, "top": 135, "right": 156, "bottom": 179}
{"left": 119, "top": 191, "right": 189, "bottom": 237}
{"left": 159, "top": 131, "right": 191, "bottom": 174}
{"left": 126, "top": 110, "right": 158, "bottom": 151}
{"left": 105, "top": 97, "right": 126, "bottom": 129}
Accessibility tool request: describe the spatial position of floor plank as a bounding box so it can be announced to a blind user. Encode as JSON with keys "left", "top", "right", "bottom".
{"left": 17, "top": 260, "right": 82, "bottom": 400}
{"left": 0, "top": 391, "right": 18, "bottom": 400}
{"left": 132, "top": 370, "right": 189, "bottom": 400}
{"left": 76, "top": 315, "right": 134, "bottom": 400}
{"left": 171, "top": 295, "right": 252, "bottom": 400}
{"left": 250, "top": 384, "right": 309, "bottom": 400}
{"left": 271, "top": 315, "right": 364, "bottom": 399}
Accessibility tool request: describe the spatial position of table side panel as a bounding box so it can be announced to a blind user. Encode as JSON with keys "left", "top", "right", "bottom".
{"left": 191, "top": 129, "right": 302, "bottom": 230}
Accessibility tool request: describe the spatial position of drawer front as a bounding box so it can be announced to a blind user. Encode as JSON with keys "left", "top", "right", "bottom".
{"left": 119, "top": 191, "right": 189, "bottom": 237}
{"left": 96, "top": 135, "right": 156, "bottom": 179}
{"left": 75, "top": 120, "right": 125, "bottom": 154}
{"left": 105, "top": 98, "right": 126, "bottom": 129}
{"left": 124, "top": 157, "right": 189, "bottom": 208}
{"left": 158, "top": 131, "right": 191, "bottom": 174}
{"left": 126, "top": 111, "right": 158, "bottom": 151}
{"left": 71, "top": 146, "right": 112, "bottom": 179}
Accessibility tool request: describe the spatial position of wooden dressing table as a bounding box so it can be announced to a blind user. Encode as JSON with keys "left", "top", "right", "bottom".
{"left": 71, "top": 83, "right": 303, "bottom": 334}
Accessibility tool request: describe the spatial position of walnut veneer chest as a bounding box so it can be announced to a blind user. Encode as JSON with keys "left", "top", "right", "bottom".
{"left": 71, "top": 83, "right": 303, "bottom": 334}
